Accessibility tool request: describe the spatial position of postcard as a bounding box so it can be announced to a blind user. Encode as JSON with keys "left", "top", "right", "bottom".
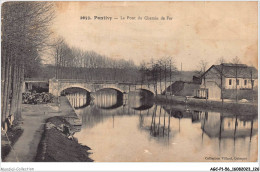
{"left": 1, "top": 1, "right": 258, "bottom": 171}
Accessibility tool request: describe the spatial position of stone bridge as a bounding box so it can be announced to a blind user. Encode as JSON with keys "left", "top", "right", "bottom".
{"left": 49, "top": 79, "right": 172, "bottom": 97}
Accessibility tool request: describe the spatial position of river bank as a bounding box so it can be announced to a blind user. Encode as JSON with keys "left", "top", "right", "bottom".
{"left": 1, "top": 97, "right": 92, "bottom": 162}
{"left": 2, "top": 103, "right": 62, "bottom": 162}
{"left": 35, "top": 96, "right": 93, "bottom": 162}
{"left": 35, "top": 116, "right": 93, "bottom": 162}
{"left": 155, "top": 95, "right": 257, "bottom": 115}
{"left": 1, "top": 126, "right": 23, "bottom": 161}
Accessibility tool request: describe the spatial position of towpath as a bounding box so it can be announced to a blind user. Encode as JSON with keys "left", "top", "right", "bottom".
{"left": 4, "top": 97, "right": 74, "bottom": 162}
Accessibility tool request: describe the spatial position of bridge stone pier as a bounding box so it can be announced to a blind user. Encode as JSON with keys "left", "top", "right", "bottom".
{"left": 48, "top": 79, "right": 171, "bottom": 97}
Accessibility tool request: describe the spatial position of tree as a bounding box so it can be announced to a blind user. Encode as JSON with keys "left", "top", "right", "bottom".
{"left": 1, "top": 2, "right": 54, "bottom": 128}
{"left": 195, "top": 59, "right": 209, "bottom": 100}
{"left": 231, "top": 56, "right": 241, "bottom": 103}
{"left": 137, "top": 56, "right": 176, "bottom": 96}
{"left": 198, "top": 59, "right": 209, "bottom": 87}
{"left": 139, "top": 61, "right": 147, "bottom": 88}
{"left": 216, "top": 57, "right": 226, "bottom": 64}
{"left": 215, "top": 62, "right": 225, "bottom": 106}
{"left": 168, "top": 57, "right": 176, "bottom": 95}
{"left": 250, "top": 68, "right": 255, "bottom": 102}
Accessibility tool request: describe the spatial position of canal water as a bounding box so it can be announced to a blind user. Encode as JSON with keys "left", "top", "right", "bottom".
{"left": 65, "top": 89, "right": 258, "bottom": 162}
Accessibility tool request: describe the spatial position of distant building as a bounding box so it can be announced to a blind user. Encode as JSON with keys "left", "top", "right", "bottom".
{"left": 22, "top": 78, "right": 49, "bottom": 93}
{"left": 192, "top": 74, "right": 202, "bottom": 84}
{"left": 165, "top": 81, "right": 200, "bottom": 97}
{"left": 195, "top": 63, "right": 258, "bottom": 100}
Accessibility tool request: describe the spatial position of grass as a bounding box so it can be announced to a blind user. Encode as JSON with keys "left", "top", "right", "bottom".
{"left": 1, "top": 126, "right": 24, "bottom": 161}
{"left": 35, "top": 116, "right": 93, "bottom": 162}
{"left": 155, "top": 95, "right": 257, "bottom": 116}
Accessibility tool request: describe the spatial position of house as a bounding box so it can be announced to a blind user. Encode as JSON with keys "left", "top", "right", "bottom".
{"left": 164, "top": 81, "right": 200, "bottom": 97}
{"left": 22, "top": 78, "right": 49, "bottom": 93}
{"left": 195, "top": 63, "right": 258, "bottom": 100}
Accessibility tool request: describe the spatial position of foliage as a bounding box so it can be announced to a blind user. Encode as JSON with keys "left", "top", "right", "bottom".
{"left": 52, "top": 40, "right": 137, "bottom": 79}
{"left": 138, "top": 57, "right": 177, "bottom": 94}
{"left": 1, "top": 2, "right": 54, "bottom": 127}
{"left": 22, "top": 92, "right": 55, "bottom": 104}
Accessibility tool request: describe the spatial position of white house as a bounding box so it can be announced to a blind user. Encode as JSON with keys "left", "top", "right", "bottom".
{"left": 195, "top": 63, "right": 258, "bottom": 100}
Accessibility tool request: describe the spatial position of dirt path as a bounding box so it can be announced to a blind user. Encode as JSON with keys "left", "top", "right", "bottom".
{"left": 4, "top": 97, "right": 73, "bottom": 162}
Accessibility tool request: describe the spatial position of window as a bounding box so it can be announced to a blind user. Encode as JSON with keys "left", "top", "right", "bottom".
{"left": 229, "top": 79, "right": 232, "bottom": 85}
{"left": 236, "top": 79, "right": 239, "bottom": 85}
{"left": 244, "top": 80, "right": 247, "bottom": 86}
{"left": 251, "top": 80, "right": 254, "bottom": 87}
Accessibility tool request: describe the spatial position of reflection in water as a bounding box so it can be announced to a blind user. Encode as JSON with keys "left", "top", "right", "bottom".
{"left": 93, "top": 89, "right": 123, "bottom": 109}
{"left": 128, "top": 91, "right": 154, "bottom": 110}
{"left": 67, "top": 90, "right": 257, "bottom": 162}
{"left": 63, "top": 87, "right": 90, "bottom": 109}
{"left": 138, "top": 105, "right": 171, "bottom": 138}
{"left": 67, "top": 93, "right": 90, "bottom": 109}
{"left": 201, "top": 113, "right": 257, "bottom": 139}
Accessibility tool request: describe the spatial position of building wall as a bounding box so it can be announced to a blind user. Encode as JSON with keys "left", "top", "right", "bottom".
{"left": 198, "top": 66, "right": 258, "bottom": 100}
{"left": 222, "top": 89, "right": 257, "bottom": 100}
{"left": 200, "top": 67, "right": 222, "bottom": 99}
{"left": 206, "top": 81, "right": 221, "bottom": 99}
{"left": 225, "top": 78, "right": 258, "bottom": 89}
{"left": 201, "top": 67, "right": 221, "bottom": 88}
{"left": 175, "top": 82, "right": 200, "bottom": 97}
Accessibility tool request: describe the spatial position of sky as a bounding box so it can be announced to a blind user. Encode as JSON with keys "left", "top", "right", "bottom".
{"left": 48, "top": 1, "right": 258, "bottom": 71}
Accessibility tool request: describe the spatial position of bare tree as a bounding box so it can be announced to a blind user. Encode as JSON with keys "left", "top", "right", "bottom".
{"left": 216, "top": 57, "right": 226, "bottom": 64}
{"left": 139, "top": 61, "right": 147, "bottom": 88}
{"left": 198, "top": 59, "right": 209, "bottom": 87}
{"left": 250, "top": 68, "right": 255, "bottom": 102}
{"left": 168, "top": 57, "right": 176, "bottom": 95}
{"left": 218, "top": 64, "right": 225, "bottom": 106}
{"left": 195, "top": 59, "right": 209, "bottom": 100}
{"left": 232, "top": 56, "right": 241, "bottom": 64}
{"left": 231, "top": 56, "right": 241, "bottom": 103}
{"left": 1, "top": 2, "right": 54, "bottom": 128}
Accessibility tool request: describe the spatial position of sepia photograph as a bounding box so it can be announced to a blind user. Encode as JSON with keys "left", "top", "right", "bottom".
{"left": 0, "top": 0, "right": 259, "bottom": 171}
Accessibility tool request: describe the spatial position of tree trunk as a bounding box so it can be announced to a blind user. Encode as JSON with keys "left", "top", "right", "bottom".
{"left": 221, "top": 65, "right": 224, "bottom": 107}
{"left": 1, "top": 48, "right": 8, "bottom": 126}
{"left": 2, "top": 47, "right": 12, "bottom": 128}
{"left": 55, "top": 48, "right": 58, "bottom": 79}
{"left": 235, "top": 66, "right": 238, "bottom": 103}
{"left": 250, "top": 70, "right": 254, "bottom": 102}
{"left": 170, "top": 60, "right": 172, "bottom": 95}
{"left": 9, "top": 58, "right": 18, "bottom": 118}
{"left": 159, "top": 66, "right": 162, "bottom": 94}
{"left": 164, "top": 63, "right": 167, "bottom": 95}
{"left": 1, "top": 45, "right": 7, "bottom": 126}
{"left": 16, "top": 62, "right": 25, "bottom": 121}
{"left": 5, "top": 56, "right": 13, "bottom": 126}
{"left": 14, "top": 64, "right": 22, "bottom": 122}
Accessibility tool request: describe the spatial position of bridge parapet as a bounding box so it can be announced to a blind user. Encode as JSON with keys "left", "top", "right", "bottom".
{"left": 49, "top": 79, "right": 171, "bottom": 97}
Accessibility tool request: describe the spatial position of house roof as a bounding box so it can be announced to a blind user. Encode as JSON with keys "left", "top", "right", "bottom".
{"left": 203, "top": 63, "right": 258, "bottom": 79}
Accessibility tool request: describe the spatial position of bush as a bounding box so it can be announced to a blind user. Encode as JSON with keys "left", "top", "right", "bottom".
{"left": 22, "top": 92, "right": 55, "bottom": 104}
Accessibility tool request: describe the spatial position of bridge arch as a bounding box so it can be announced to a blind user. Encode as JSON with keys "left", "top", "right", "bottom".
{"left": 60, "top": 85, "right": 92, "bottom": 95}
{"left": 95, "top": 87, "right": 125, "bottom": 94}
